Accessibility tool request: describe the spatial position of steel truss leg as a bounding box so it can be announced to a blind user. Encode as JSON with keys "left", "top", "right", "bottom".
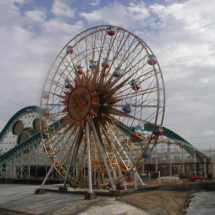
{"left": 135, "top": 171, "right": 145, "bottom": 186}
{"left": 91, "top": 117, "right": 116, "bottom": 191}
{"left": 63, "top": 127, "right": 82, "bottom": 188}
{"left": 40, "top": 126, "right": 75, "bottom": 188}
{"left": 86, "top": 122, "right": 93, "bottom": 193}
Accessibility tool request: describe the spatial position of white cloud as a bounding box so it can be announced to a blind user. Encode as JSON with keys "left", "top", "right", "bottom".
{"left": 80, "top": 2, "right": 128, "bottom": 26}
{"left": 9, "top": 0, "right": 26, "bottom": 5}
{"left": 127, "top": 1, "right": 149, "bottom": 20}
{"left": 80, "top": 1, "right": 149, "bottom": 27}
{"left": 51, "top": 0, "right": 75, "bottom": 18}
{"left": 25, "top": 10, "right": 46, "bottom": 23}
{"left": 203, "top": 131, "right": 215, "bottom": 136}
{"left": 90, "top": 0, "right": 100, "bottom": 7}
{"left": 0, "top": 0, "right": 23, "bottom": 27}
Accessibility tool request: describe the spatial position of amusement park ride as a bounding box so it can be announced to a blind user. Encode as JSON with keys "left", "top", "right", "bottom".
{"left": 0, "top": 26, "right": 213, "bottom": 196}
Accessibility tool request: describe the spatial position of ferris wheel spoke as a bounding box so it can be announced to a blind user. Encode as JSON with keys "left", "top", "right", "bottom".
{"left": 58, "top": 57, "right": 74, "bottom": 76}
{"left": 114, "top": 40, "right": 141, "bottom": 70}
{"left": 114, "top": 86, "right": 158, "bottom": 98}
{"left": 116, "top": 90, "right": 158, "bottom": 102}
{"left": 130, "top": 86, "right": 159, "bottom": 98}
{"left": 47, "top": 123, "right": 73, "bottom": 149}
{"left": 105, "top": 30, "right": 128, "bottom": 72}
{"left": 47, "top": 79, "right": 64, "bottom": 89}
{"left": 103, "top": 55, "right": 147, "bottom": 93}
{"left": 53, "top": 66, "right": 68, "bottom": 79}
{"left": 109, "top": 109, "right": 155, "bottom": 125}
{"left": 118, "top": 45, "right": 144, "bottom": 72}
{"left": 60, "top": 58, "right": 77, "bottom": 83}
{"left": 100, "top": 29, "right": 122, "bottom": 78}
{"left": 100, "top": 121, "right": 139, "bottom": 159}
{"left": 108, "top": 117, "right": 152, "bottom": 142}
{"left": 107, "top": 104, "right": 160, "bottom": 108}
{"left": 104, "top": 40, "right": 141, "bottom": 85}
{"left": 44, "top": 104, "right": 65, "bottom": 106}
{"left": 42, "top": 112, "right": 65, "bottom": 119}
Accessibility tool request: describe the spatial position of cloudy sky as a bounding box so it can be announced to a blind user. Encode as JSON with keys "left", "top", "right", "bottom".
{"left": 0, "top": 0, "right": 214, "bottom": 150}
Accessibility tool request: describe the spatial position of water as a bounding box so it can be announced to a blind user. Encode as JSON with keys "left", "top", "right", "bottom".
{"left": 186, "top": 191, "right": 215, "bottom": 215}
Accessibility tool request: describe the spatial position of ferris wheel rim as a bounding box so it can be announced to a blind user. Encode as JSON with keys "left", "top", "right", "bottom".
{"left": 40, "top": 25, "right": 165, "bottom": 188}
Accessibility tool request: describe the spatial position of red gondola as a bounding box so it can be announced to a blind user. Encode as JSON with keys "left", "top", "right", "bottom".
{"left": 76, "top": 65, "right": 83, "bottom": 75}
{"left": 66, "top": 46, "right": 74, "bottom": 54}
{"left": 147, "top": 55, "right": 157, "bottom": 65}
{"left": 107, "top": 27, "right": 115, "bottom": 36}
{"left": 131, "top": 80, "right": 141, "bottom": 91}
{"left": 43, "top": 92, "right": 49, "bottom": 99}
{"left": 153, "top": 127, "right": 164, "bottom": 136}
{"left": 102, "top": 59, "right": 110, "bottom": 69}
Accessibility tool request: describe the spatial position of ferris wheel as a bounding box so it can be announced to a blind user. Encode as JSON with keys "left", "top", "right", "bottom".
{"left": 39, "top": 25, "right": 165, "bottom": 190}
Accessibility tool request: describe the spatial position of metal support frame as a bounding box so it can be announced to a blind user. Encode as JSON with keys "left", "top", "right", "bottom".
{"left": 204, "top": 157, "right": 207, "bottom": 178}
{"left": 193, "top": 152, "right": 197, "bottom": 175}
{"left": 63, "top": 127, "right": 82, "bottom": 188}
{"left": 91, "top": 117, "right": 116, "bottom": 191}
{"left": 182, "top": 147, "right": 185, "bottom": 174}
{"left": 40, "top": 126, "right": 75, "bottom": 188}
{"left": 86, "top": 122, "right": 93, "bottom": 193}
{"left": 168, "top": 144, "right": 172, "bottom": 176}
{"left": 155, "top": 144, "right": 158, "bottom": 172}
{"left": 212, "top": 156, "right": 215, "bottom": 180}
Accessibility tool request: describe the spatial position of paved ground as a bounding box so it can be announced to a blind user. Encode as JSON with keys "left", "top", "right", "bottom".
{"left": 0, "top": 184, "right": 149, "bottom": 215}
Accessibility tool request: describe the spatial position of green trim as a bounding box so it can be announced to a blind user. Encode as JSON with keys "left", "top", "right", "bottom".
{"left": 0, "top": 106, "right": 62, "bottom": 165}
{"left": 0, "top": 106, "right": 40, "bottom": 142}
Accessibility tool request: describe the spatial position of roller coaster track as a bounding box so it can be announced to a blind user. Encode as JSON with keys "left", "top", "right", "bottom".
{"left": 0, "top": 106, "right": 40, "bottom": 165}
{"left": 0, "top": 106, "right": 39, "bottom": 142}
{"left": 115, "top": 121, "right": 211, "bottom": 162}
{"left": 0, "top": 106, "right": 211, "bottom": 166}
{"left": 0, "top": 106, "right": 62, "bottom": 165}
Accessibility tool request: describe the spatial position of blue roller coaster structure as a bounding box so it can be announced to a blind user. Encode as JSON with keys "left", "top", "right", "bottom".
{"left": 0, "top": 106, "right": 211, "bottom": 168}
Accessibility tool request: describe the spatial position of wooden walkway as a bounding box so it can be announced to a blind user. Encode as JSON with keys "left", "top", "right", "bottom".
{"left": 0, "top": 184, "right": 149, "bottom": 215}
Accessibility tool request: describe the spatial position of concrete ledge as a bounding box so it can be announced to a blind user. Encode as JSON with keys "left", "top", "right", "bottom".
{"left": 0, "top": 178, "right": 62, "bottom": 185}
{"left": 59, "top": 187, "right": 68, "bottom": 192}
{"left": 85, "top": 192, "right": 96, "bottom": 200}
{"left": 109, "top": 190, "right": 122, "bottom": 196}
{"left": 35, "top": 188, "right": 46, "bottom": 194}
{"left": 159, "top": 182, "right": 215, "bottom": 191}
{"left": 39, "top": 184, "right": 159, "bottom": 197}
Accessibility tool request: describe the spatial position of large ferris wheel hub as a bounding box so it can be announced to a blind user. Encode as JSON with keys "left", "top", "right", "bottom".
{"left": 40, "top": 25, "right": 165, "bottom": 189}
{"left": 61, "top": 78, "right": 100, "bottom": 129}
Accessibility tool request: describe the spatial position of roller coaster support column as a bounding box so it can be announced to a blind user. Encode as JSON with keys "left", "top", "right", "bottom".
{"left": 155, "top": 144, "right": 158, "bottom": 172}
{"left": 182, "top": 146, "right": 185, "bottom": 174}
{"left": 134, "top": 172, "right": 137, "bottom": 189}
{"left": 204, "top": 157, "right": 207, "bottom": 178}
{"left": 158, "top": 171, "right": 161, "bottom": 185}
{"left": 28, "top": 152, "right": 30, "bottom": 178}
{"left": 212, "top": 156, "right": 215, "bottom": 180}
{"left": 194, "top": 152, "right": 197, "bottom": 175}
{"left": 168, "top": 144, "right": 172, "bottom": 176}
